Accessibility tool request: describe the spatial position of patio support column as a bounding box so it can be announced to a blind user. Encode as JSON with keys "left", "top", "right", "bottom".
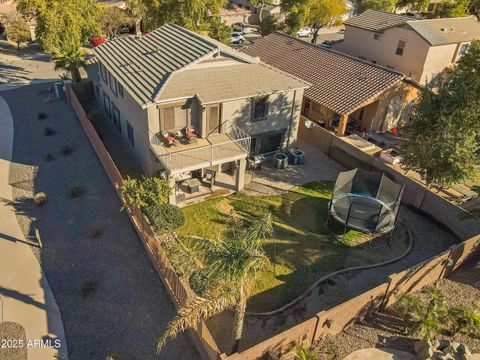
{"left": 168, "top": 176, "right": 176, "bottom": 205}
{"left": 235, "top": 159, "right": 246, "bottom": 191}
{"left": 337, "top": 114, "right": 348, "bottom": 137}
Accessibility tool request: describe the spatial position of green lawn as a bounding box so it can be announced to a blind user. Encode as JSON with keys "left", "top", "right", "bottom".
{"left": 171, "top": 181, "right": 409, "bottom": 312}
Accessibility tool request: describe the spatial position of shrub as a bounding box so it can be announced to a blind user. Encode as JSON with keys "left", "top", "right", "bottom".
{"left": 44, "top": 127, "right": 56, "bottom": 136}
{"left": 44, "top": 153, "right": 53, "bottom": 161}
{"left": 38, "top": 112, "right": 47, "bottom": 120}
{"left": 33, "top": 192, "right": 47, "bottom": 207}
{"left": 61, "top": 144, "right": 73, "bottom": 155}
{"left": 144, "top": 204, "right": 184, "bottom": 235}
{"left": 189, "top": 269, "right": 213, "bottom": 296}
{"left": 449, "top": 305, "right": 480, "bottom": 337}
{"left": 121, "top": 176, "right": 170, "bottom": 210}
{"left": 69, "top": 185, "right": 84, "bottom": 198}
{"left": 79, "top": 281, "right": 97, "bottom": 297}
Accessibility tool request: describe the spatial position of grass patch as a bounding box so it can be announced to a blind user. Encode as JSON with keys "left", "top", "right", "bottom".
{"left": 175, "top": 181, "right": 408, "bottom": 312}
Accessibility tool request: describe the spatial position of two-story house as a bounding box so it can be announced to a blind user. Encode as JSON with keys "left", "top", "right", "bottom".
{"left": 241, "top": 32, "right": 415, "bottom": 138}
{"left": 86, "top": 24, "right": 307, "bottom": 206}
{"left": 333, "top": 10, "right": 480, "bottom": 85}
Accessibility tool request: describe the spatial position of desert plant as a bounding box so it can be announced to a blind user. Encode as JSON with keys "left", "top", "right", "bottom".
{"left": 144, "top": 204, "right": 184, "bottom": 235}
{"left": 449, "top": 305, "right": 480, "bottom": 337}
{"left": 44, "top": 153, "right": 53, "bottom": 161}
{"left": 44, "top": 127, "right": 56, "bottom": 136}
{"left": 89, "top": 222, "right": 105, "bottom": 239}
{"left": 189, "top": 269, "right": 214, "bottom": 296}
{"left": 69, "top": 185, "right": 84, "bottom": 198}
{"left": 79, "top": 281, "right": 97, "bottom": 297}
{"left": 61, "top": 144, "right": 73, "bottom": 155}
{"left": 395, "top": 287, "right": 448, "bottom": 340}
{"left": 295, "top": 344, "right": 320, "bottom": 360}
{"left": 33, "top": 192, "right": 47, "bottom": 207}
{"left": 157, "top": 213, "right": 273, "bottom": 353}
{"left": 38, "top": 112, "right": 47, "bottom": 120}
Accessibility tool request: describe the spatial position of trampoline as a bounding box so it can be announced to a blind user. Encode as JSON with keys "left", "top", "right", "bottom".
{"left": 327, "top": 168, "right": 404, "bottom": 242}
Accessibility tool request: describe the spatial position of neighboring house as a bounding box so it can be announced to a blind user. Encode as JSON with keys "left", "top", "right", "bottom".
{"left": 220, "top": 5, "right": 254, "bottom": 26}
{"left": 226, "top": 0, "right": 284, "bottom": 24}
{"left": 333, "top": 10, "right": 480, "bottom": 85}
{"left": 86, "top": 24, "right": 307, "bottom": 206}
{"left": 241, "top": 32, "right": 416, "bottom": 137}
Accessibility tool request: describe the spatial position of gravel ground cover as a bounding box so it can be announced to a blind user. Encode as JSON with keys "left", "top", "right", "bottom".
{"left": 3, "top": 84, "right": 199, "bottom": 360}
{"left": 330, "top": 257, "right": 480, "bottom": 359}
{"left": 0, "top": 322, "right": 27, "bottom": 360}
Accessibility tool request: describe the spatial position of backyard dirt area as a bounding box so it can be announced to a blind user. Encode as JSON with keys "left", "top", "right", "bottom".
{"left": 2, "top": 84, "right": 199, "bottom": 360}
{"left": 329, "top": 257, "right": 480, "bottom": 359}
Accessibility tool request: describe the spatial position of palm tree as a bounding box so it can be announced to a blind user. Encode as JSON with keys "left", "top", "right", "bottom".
{"left": 157, "top": 213, "right": 273, "bottom": 354}
{"left": 52, "top": 36, "right": 88, "bottom": 83}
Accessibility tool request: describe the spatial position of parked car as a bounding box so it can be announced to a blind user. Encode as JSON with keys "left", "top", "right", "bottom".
{"left": 296, "top": 27, "right": 312, "bottom": 37}
{"left": 320, "top": 40, "right": 334, "bottom": 49}
{"left": 231, "top": 32, "right": 246, "bottom": 44}
{"left": 233, "top": 22, "right": 253, "bottom": 34}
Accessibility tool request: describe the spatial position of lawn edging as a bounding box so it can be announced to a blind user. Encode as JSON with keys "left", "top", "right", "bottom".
{"left": 245, "top": 221, "right": 414, "bottom": 317}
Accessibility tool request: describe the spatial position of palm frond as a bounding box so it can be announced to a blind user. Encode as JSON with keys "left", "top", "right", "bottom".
{"left": 157, "top": 293, "right": 237, "bottom": 352}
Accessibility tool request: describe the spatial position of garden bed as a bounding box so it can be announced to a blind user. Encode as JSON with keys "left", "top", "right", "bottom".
{"left": 170, "top": 181, "right": 410, "bottom": 313}
{"left": 327, "top": 258, "right": 480, "bottom": 359}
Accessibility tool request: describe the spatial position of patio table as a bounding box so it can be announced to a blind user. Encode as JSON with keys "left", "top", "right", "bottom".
{"left": 184, "top": 178, "right": 201, "bottom": 194}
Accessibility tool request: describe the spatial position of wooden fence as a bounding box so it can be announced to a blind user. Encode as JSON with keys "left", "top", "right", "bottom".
{"left": 67, "top": 85, "right": 221, "bottom": 359}
{"left": 68, "top": 85, "right": 480, "bottom": 360}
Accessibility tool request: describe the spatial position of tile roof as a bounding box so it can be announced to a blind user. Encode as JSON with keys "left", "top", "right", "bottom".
{"left": 240, "top": 32, "right": 405, "bottom": 115}
{"left": 157, "top": 63, "right": 308, "bottom": 103}
{"left": 407, "top": 17, "right": 480, "bottom": 45}
{"left": 93, "top": 24, "right": 219, "bottom": 107}
{"left": 344, "top": 9, "right": 413, "bottom": 32}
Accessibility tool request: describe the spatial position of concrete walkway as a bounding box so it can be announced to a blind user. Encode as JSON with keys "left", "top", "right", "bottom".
{"left": 0, "top": 95, "right": 68, "bottom": 359}
{"left": 343, "top": 348, "right": 416, "bottom": 360}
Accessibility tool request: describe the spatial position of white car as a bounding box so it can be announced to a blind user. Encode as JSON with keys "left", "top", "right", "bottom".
{"left": 296, "top": 27, "right": 312, "bottom": 37}
{"left": 233, "top": 22, "right": 253, "bottom": 34}
{"left": 230, "top": 32, "right": 246, "bottom": 44}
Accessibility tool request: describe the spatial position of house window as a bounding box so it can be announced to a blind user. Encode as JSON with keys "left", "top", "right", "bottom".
{"left": 100, "top": 63, "right": 107, "bottom": 83}
{"left": 459, "top": 43, "right": 469, "bottom": 56}
{"left": 252, "top": 96, "right": 269, "bottom": 122}
{"left": 118, "top": 82, "right": 124, "bottom": 97}
{"left": 396, "top": 40, "right": 406, "bottom": 56}
{"left": 112, "top": 105, "right": 121, "bottom": 133}
{"left": 103, "top": 92, "right": 111, "bottom": 116}
{"left": 110, "top": 75, "right": 118, "bottom": 96}
{"left": 126, "top": 121, "right": 134, "bottom": 146}
{"left": 161, "top": 106, "right": 187, "bottom": 131}
{"left": 373, "top": 33, "right": 382, "bottom": 40}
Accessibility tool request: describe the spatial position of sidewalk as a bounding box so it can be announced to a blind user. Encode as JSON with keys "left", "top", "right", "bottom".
{"left": 0, "top": 95, "right": 68, "bottom": 359}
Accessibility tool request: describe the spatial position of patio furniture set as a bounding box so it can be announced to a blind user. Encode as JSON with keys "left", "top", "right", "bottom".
{"left": 160, "top": 127, "right": 198, "bottom": 146}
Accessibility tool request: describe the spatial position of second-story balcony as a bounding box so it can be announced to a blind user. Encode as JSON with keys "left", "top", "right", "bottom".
{"left": 149, "top": 121, "right": 251, "bottom": 175}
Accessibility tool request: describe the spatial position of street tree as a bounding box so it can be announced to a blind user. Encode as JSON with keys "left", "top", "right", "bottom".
{"left": 401, "top": 41, "right": 480, "bottom": 188}
{"left": 394, "top": 0, "right": 429, "bottom": 12}
{"left": 15, "top": 0, "right": 101, "bottom": 51}
{"left": 4, "top": 11, "right": 30, "bottom": 50}
{"left": 157, "top": 214, "right": 273, "bottom": 354}
{"left": 435, "top": 0, "right": 469, "bottom": 17}
{"left": 350, "top": 0, "right": 396, "bottom": 14}
{"left": 282, "top": 0, "right": 347, "bottom": 42}
{"left": 99, "top": 5, "right": 131, "bottom": 39}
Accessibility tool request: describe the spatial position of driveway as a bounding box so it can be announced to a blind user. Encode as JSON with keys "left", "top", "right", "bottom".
{"left": 2, "top": 84, "right": 199, "bottom": 359}
{"left": 0, "top": 94, "right": 67, "bottom": 360}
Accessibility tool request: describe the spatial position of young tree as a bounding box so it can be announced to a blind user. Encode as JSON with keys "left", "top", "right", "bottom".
{"left": 16, "top": 0, "right": 101, "bottom": 51}
{"left": 350, "top": 0, "right": 396, "bottom": 14}
{"left": 401, "top": 41, "right": 480, "bottom": 188}
{"left": 435, "top": 0, "right": 469, "bottom": 17}
{"left": 282, "top": 0, "right": 347, "bottom": 42}
{"left": 52, "top": 35, "right": 88, "bottom": 82}
{"left": 99, "top": 5, "right": 131, "bottom": 39}
{"left": 206, "top": 17, "right": 231, "bottom": 44}
{"left": 157, "top": 214, "right": 273, "bottom": 354}
{"left": 4, "top": 11, "right": 30, "bottom": 50}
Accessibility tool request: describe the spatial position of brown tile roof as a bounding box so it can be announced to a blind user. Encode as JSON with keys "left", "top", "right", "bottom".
{"left": 344, "top": 9, "right": 414, "bottom": 32}
{"left": 240, "top": 32, "right": 405, "bottom": 115}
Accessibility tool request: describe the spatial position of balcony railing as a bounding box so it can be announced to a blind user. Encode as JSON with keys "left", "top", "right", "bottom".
{"left": 149, "top": 121, "right": 251, "bottom": 175}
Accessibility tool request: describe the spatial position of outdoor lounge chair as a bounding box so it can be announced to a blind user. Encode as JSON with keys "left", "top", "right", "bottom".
{"left": 161, "top": 131, "right": 175, "bottom": 146}
{"left": 185, "top": 127, "right": 198, "bottom": 144}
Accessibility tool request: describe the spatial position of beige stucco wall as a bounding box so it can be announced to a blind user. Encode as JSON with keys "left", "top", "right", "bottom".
{"left": 333, "top": 25, "right": 430, "bottom": 82}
